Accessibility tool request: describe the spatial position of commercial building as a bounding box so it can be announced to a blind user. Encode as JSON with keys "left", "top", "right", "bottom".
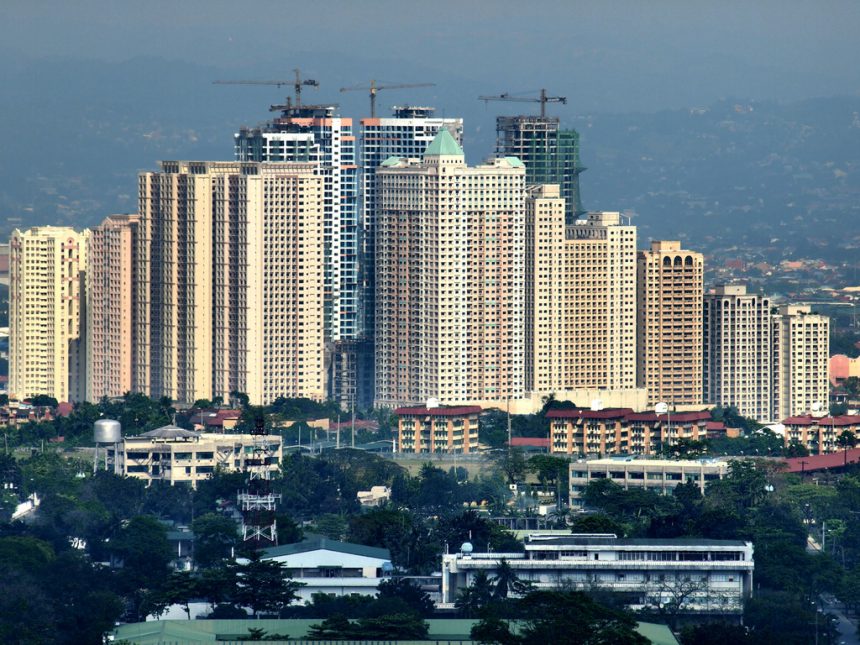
{"left": 773, "top": 305, "right": 830, "bottom": 420}
{"left": 569, "top": 457, "right": 729, "bottom": 508}
{"left": 495, "top": 115, "right": 585, "bottom": 222}
{"left": 440, "top": 534, "right": 754, "bottom": 618}
{"left": 394, "top": 405, "right": 481, "bottom": 454}
{"left": 547, "top": 408, "right": 712, "bottom": 456}
{"left": 261, "top": 536, "right": 392, "bottom": 603}
{"left": 135, "top": 161, "right": 324, "bottom": 405}
{"left": 10, "top": 226, "right": 88, "bottom": 402}
{"left": 703, "top": 285, "right": 773, "bottom": 421}
{"left": 116, "top": 425, "right": 282, "bottom": 488}
{"left": 86, "top": 214, "right": 139, "bottom": 401}
{"left": 375, "top": 129, "right": 525, "bottom": 407}
{"left": 637, "top": 241, "right": 704, "bottom": 407}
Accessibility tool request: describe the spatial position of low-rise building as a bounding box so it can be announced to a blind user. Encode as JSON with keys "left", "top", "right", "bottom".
{"left": 781, "top": 414, "right": 860, "bottom": 455}
{"left": 395, "top": 406, "right": 481, "bottom": 454}
{"left": 440, "top": 534, "right": 754, "bottom": 619}
{"left": 547, "top": 408, "right": 712, "bottom": 456}
{"left": 569, "top": 457, "right": 729, "bottom": 508}
{"left": 260, "top": 536, "right": 392, "bottom": 603}
{"left": 357, "top": 486, "right": 391, "bottom": 507}
{"left": 115, "top": 425, "right": 282, "bottom": 488}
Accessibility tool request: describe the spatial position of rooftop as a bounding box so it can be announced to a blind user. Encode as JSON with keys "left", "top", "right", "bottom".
{"left": 395, "top": 406, "right": 482, "bottom": 417}
{"left": 262, "top": 535, "right": 391, "bottom": 561}
{"left": 424, "top": 128, "right": 464, "bottom": 157}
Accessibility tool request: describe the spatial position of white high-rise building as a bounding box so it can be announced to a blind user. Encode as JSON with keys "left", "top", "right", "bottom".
{"left": 375, "top": 130, "right": 525, "bottom": 407}
{"left": 703, "top": 285, "right": 774, "bottom": 421}
{"left": 235, "top": 105, "right": 359, "bottom": 344}
{"left": 10, "top": 226, "right": 88, "bottom": 402}
{"left": 135, "top": 161, "right": 325, "bottom": 406}
{"left": 773, "top": 305, "right": 830, "bottom": 420}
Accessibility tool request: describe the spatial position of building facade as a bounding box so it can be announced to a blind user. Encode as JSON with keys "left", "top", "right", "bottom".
{"left": 440, "top": 534, "right": 754, "bottom": 618}
{"left": 773, "top": 305, "right": 830, "bottom": 420}
{"left": 495, "top": 115, "right": 585, "bottom": 222}
{"left": 395, "top": 405, "right": 481, "bottom": 454}
{"left": 375, "top": 129, "right": 526, "bottom": 407}
{"left": 547, "top": 408, "right": 713, "bottom": 456}
{"left": 781, "top": 414, "right": 860, "bottom": 455}
{"left": 637, "top": 241, "right": 704, "bottom": 407}
{"left": 235, "top": 105, "right": 360, "bottom": 346}
{"left": 136, "top": 161, "right": 324, "bottom": 405}
{"left": 115, "top": 425, "right": 282, "bottom": 488}
{"left": 703, "top": 285, "right": 773, "bottom": 421}
{"left": 10, "top": 226, "right": 88, "bottom": 402}
{"left": 86, "top": 214, "right": 139, "bottom": 401}
{"left": 569, "top": 457, "right": 729, "bottom": 508}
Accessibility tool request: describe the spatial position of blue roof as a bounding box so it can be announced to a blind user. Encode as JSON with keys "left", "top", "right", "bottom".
{"left": 262, "top": 535, "right": 391, "bottom": 561}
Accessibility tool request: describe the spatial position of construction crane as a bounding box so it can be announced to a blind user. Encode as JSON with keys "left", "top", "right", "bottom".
{"left": 214, "top": 68, "right": 319, "bottom": 108}
{"left": 478, "top": 88, "right": 567, "bottom": 118}
{"left": 339, "top": 80, "right": 435, "bottom": 118}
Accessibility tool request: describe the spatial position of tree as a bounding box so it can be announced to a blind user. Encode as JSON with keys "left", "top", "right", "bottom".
{"left": 110, "top": 515, "right": 173, "bottom": 591}
{"left": 455, "top": 570, "right": 494, "bottom": 617}
{"left": 837, "top": 429, "right": 856, "bottom": 466}
{"left": 192, "top": 512, "right": 240, "bottom": 568}
{"left": 492, "top": 558, "right": 531, "bottom": 599}
{"left": 679, "top": 622, "right": 752, "bottom": 645}
{"left": 376, "top": 578, "right": 434, "bottom": 616}
{"left": 29, "top": 394, "right": 59, "bottom": 408}
{"left": 157, "top": 571, "right": 200, "bottom": 620}
{"left": 232, "top": 551, "right": 303, "bottom": 617}
{"left": 495, "top": 447, "right": 528, "bottom": 485}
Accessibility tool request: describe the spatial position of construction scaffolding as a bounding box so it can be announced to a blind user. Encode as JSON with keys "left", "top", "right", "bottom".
{"left": 495, "top": 115, "right": 586, "bottom": 222}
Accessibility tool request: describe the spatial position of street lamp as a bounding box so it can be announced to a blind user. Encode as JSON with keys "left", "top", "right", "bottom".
{"left": 656, "top": 402, "right": 671, "bottom": 453}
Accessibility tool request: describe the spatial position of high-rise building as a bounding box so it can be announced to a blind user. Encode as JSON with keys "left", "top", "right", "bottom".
{"left": 637, "top": 241, "right": 704, "bottom": 407}
{"left": 375, "top": 129, "right": 525, "bottom": 407}
{"left": 10, "top": 226, "right": 88, "bottom": 402}
{"left": 703, "top": 285, "right": 773, "bottom": 420}
{"left": 235, "top": 105, "right": 359, "bottom": 345}
{"left": 524, "top": 198, "right": 637, "bottom": 395}
{"left": 135, "top": 161, "right": 324, "bottom": 405}
{"left": 86, "top": 214, "right": 139, "bottom": 401}
{"left": 496, "top": 115, "right": 585, "bottom": 223}
{"left": 773, "top": 305, "right": 830, "bottom": 420}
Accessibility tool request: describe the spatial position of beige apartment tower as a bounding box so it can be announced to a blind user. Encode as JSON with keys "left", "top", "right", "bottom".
{"left": 375, "top": 130, "right": 525, "bottom": 407}
{"left": 637, "top": 241, "right": 704, "bottom": 406}
{"left": 525, "top": 188, "right": 637, "bottom": 394}
{"left": 10, "top": 226, "right": 88, "bottom": 402}
{"left": 703, "top": 285, "right": 773, "bottom": 420}
{"left": 773, "top": 305, "right": 829, "bottom": 420}
{"left": 87, "top": 215, "right": 139, "bottom": 401}
{"left": 136, "top": 161, "right": 324, "bottom": 405}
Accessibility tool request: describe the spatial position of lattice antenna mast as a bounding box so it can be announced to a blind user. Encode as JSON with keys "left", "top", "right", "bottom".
{"left": 237, "top": 412, "right": 282, "bottom": 545}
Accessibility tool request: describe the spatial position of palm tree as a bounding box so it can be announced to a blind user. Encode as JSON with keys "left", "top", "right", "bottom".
{"left": 492, "top": 558, "right": 531, "bottom": 599}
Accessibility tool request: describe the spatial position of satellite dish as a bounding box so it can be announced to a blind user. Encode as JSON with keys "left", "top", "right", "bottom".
{"left": 811, "top": 401, "right": 822, "bottom": 412}
{"left": 590, "top": 399, "right": 604, "bottom": 411}
{"left": 426, "top": 397, "right": 439, "bottom": 409}
{"left": 655, "top": 402, "right": 669, "bottom": 415}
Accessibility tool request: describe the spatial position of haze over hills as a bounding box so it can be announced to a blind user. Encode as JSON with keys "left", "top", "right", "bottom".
{"left": 1, "top": 52, "right": 859, "bottom": 269}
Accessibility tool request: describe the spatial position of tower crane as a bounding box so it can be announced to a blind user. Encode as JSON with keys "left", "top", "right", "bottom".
{"left": 478, "top": 88, "right": 567, "bottom": 118}
{"left": 339, "top": 80, "right": 436, "bottom": 118}
{"left": 214, "top": 68, "right": 320, "bottom": 108}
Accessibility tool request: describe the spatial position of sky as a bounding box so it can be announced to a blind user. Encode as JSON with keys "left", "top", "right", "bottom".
{"left": 4, "top": 0, "right": 860, "bottom": 115}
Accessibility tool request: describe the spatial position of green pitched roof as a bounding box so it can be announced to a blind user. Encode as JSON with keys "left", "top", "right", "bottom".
{"left": 380, "top": 155, "right": 402, "bottom": 167}
{"left": 424, "top": 128, "right": 464, "bottom": 157}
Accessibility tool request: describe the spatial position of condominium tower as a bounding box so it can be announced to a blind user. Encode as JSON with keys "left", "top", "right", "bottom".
{"left": 524, "top": 198, "right": 637, "bottom": 394}
{"left": 135, "top": 161, "right": 324, "bottom": 405}
{"left": 703, "top": 285, "right": 773, "bottom": 420}
{"left": 496, "top": 115, "right": 585, "bottom": 222}
{"left": 86, "top": 214, "right": 139, "bottom": 401}
{"left": 235, "top": 104, "right": 359, "bottom": 345}
{"left": 375, "top": 129, "right": 525, "bottom": 407}
{"left": 773, "top": 305, "right": 830, "bottom": 419}
{"left": 637, "top": 241, "right": 704, "bottom": 406}
{"left": 10, "top": 226, "right": 88, "bottom": 402}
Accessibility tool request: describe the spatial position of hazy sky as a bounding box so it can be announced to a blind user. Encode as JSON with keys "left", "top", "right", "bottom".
{"left": 4, "top": 0, "right": 860, "bottom": 113}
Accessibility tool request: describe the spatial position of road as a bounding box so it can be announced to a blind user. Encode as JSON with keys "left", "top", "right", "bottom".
{"left": 822, "top": 594, "right": 859, "bottom": 645}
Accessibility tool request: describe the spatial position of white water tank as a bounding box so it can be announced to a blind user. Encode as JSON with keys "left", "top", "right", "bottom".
{"left": 94, "top": 419, "right": 122, "bottom": 444}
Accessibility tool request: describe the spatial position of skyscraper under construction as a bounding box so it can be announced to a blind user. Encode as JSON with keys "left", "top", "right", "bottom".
{"left": 495, "top": 115, "right": 585, "bottom": 222}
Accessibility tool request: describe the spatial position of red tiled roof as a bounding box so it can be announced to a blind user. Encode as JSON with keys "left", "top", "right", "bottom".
{"left": 510, "top": 437, "right": 550, "bottom": 448}
{"left": 545, "top": 408, "right": 634, "bottom": 420}
{"left": 706, "top": 421, "right": 726, "bottom": 431}
{"left": 331, "top": 419, "right": 380, "bottom": 431}
{"left": 395, "top": 406, "right": 482, "bottom": 416}
{"left": 783, "top": 415, "right": 860, "bottom": 427}
{"left": 784, "top": 448, "right": 860, "bottom": 473}
{"left": 56, "top": 402, "right": 73, "bottom": 417}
